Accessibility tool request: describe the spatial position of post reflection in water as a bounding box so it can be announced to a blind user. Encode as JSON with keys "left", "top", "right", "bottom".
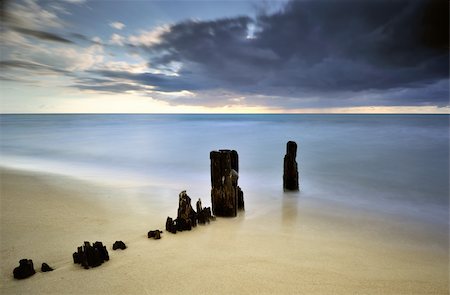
{"left": 282, "top": 190, "right": 300, "bottom": 228}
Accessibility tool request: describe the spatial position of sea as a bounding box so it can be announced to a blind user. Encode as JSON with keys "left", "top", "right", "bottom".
{"left": 1, "top": 114, "right": 448, "bottom": 225}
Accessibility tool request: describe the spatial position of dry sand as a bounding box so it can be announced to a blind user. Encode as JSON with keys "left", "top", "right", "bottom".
{"left": 0, "top": 168, "right": 448, "bottom": 294}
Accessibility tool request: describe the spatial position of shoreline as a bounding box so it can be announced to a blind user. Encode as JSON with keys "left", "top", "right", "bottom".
{"left": 1, "top": 167, "right": 448, "bottom": 294}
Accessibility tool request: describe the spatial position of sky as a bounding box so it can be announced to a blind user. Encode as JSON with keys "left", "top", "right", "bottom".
{"left": 0, "top": 0, "right": 449, "bottom": 113}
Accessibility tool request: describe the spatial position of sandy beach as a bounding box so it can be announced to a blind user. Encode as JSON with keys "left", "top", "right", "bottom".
{"left": 0, "top": 167, "right": 448, "bottom": 294}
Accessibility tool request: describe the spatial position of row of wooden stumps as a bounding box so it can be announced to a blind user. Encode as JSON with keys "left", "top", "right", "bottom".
{"left": 13, "top": 142, "right": 298, "bottom": 279}
{"left": 165, "top": 149, "right": 245, "bottom": 234}
{"left": 209, "top": 142, "right": 299, "bottom": 217}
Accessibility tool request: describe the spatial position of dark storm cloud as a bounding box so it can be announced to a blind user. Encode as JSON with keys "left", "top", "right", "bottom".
{"left": 250, "top": 0, "right": 449, "bottom": 90}
{"left": 132, "top": 0, "right": 448, "bottom": 107}
{"left": 148, "top": 16, "right": 277, "bottom": 88}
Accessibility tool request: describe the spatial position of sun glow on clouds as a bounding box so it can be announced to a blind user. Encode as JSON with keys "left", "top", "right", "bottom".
{"left": 102, "top": 61, "right": 149, "bottom": 73}
{"left": 128, "top": 25, "right": 171, "bottom": 47}
{"left": 9, "top": 93, "right": 271, "bottom": 114}
{"left": 110, "top": 22, "right": 125, "bottom": 30}
{"left": 106, "top": 25, "right": 170, "bottom": 48}
{"left": 109, "top": 33, "right": 125, "bottom": 45}
{"left": 4, "top": 89, "right": 447, "bottom": 114}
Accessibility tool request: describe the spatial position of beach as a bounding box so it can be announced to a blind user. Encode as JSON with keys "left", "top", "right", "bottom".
{"left": 1, "top": 167, "right": 448, "bottom": 294}
{"left": 1, "top": 114, "right": 448, "bottom": 294}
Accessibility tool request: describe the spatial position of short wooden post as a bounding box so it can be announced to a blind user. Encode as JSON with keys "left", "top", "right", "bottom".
{"left": 283, "top": 141, "right": 299, "bottom": 191}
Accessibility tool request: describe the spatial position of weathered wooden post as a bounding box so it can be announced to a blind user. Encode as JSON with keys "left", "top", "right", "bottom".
{"left": 210, "top": 149, "right": 244, "bottom": 217}
{"left": 283, "top": 141, "right": 299, "bottom": 191}
{"left": 177, "top": 190, "right": 197, "bottom": 229}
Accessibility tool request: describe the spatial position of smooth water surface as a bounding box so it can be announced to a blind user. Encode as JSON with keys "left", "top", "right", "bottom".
{"left": 1, "top": 114, "right": 448, "bottom": 223}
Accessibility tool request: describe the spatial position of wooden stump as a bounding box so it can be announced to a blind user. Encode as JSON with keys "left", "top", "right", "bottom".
{"left": 13, "top": 259, "right": 35, "bottom": 279}
{"left": 283, "top": 141, "right": 299, "bottom": 191}
{"left": 72, "top": 241, "right": 109, "bottom": 269}
{"left": 210, "top": 149, "right": 244, "bottom": 217}
{"left": 166, "top": 192, "right": 214, "bottom": 233}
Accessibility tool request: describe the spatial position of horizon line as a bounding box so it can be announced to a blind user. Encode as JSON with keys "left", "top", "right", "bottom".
{"left": 1, "top": 112, "right": 449, "bottom": 115}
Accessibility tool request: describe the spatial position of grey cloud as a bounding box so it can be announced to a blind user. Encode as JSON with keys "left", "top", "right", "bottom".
{"left": 88, "top": 70, "right": 203, "bottom": 92}
{"left": 75, "top": 76, "right": 115, "bottom": 85}
{"left": 1, "top": 0, "right": 75, "bottom": 44}
{"left": 0, "top": 60, "right": 69, "bottom": 74}
{"left": 137, "top": 0, "right": 448, "bottom": 108}
{"left": 60, "top": 0, "right": 448, "bottom": 109}
{"left": 71, "top": 75, "right": 144, "bottom": 93}
{"left": 72, "top": 83, "right": 144, "bottom": 93}
{"left": 70, "top": 33, "right": 93, "bottom": 43}
{"left": 13, "top": 27, "right": 74, "bottom": 43}
{"left": 71, "top": 33, "right": 104, "bottom": 45}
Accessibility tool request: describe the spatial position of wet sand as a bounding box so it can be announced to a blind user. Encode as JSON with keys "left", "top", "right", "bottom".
{"left": 0, "top": 168, "right": 448, "bottom": 294}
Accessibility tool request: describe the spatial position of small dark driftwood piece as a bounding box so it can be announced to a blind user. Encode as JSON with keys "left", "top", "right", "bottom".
{"left": 72, "top": 241, "right": 109, "bottom": 269}
{"left": 13, "top": 259, "right": 35, "bottom": 279}
{"left": 41, "top": 263, "right": 54, "bottom": 272}
{"left": 147, "top": 230, "right": 163, "bottom": 239}
{"left": 283, "top": 141, "right": 299, "bottom": 191}
{"left": 166, "top": 191, "right": 214, "bottom": 234}
{"left": 166, "top": 217, "right": 177, "bottom": 234}
{"left": 112, "top": 241, "right": 127, "bottom": 250}
{"left": 210, "top": 149, "right": 244, "bottom": 217}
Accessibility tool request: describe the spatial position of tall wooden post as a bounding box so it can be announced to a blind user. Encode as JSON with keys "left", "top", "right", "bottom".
{"left": 210, "top": 149, "right": 244, "bottom": 217}
{"left": 283, "top": 141, "right": 299, "bottom": 191}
